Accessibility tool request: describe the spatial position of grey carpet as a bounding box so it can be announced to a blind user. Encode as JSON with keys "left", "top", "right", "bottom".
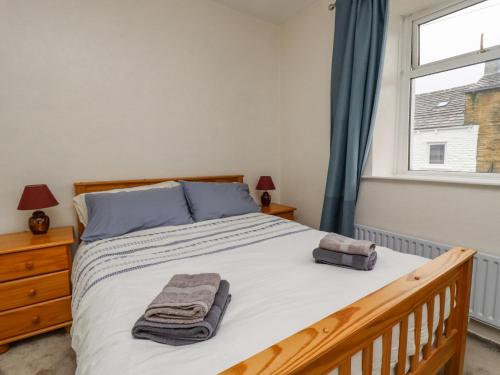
{"left": 465, "top": 334, "right": 500, "bottom": 375}
{"left": 0, "top": 330, "right": 498, "bottom": 374}
{"left": 0, "top": 330, "right": 75, "bottom": 375}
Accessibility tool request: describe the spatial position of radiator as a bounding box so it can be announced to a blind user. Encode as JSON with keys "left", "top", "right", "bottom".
{"left": 354, "top": 224, "right": 500, "bottom": 330}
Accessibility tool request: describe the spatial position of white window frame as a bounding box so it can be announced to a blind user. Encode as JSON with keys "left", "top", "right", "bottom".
{"left": 396, "top": 0, "right": 500, "bottom": 182}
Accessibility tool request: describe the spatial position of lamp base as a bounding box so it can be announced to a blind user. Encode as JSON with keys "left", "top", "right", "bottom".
{"left": 29, "top": 210, "right": 50, "bottom": 235}
{"left": 261, "top": 191, "right": 271, "bottom": 207}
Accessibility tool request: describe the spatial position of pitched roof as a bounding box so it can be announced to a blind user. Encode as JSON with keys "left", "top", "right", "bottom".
{"left": 414, "top": 71, "right": 500, "bottom": 130}
{"left": 466, "top": 72, "right": 500, "bottom": 93}
{"left": 414, "top": 86, "right": 467, "bottom": 129}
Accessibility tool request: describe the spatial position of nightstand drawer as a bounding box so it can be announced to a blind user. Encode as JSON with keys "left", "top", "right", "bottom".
{"left": 261, "top": 203, "right": 296, "bottom": 221}
{"left": 0, "top": 246, "right": 69, "bottom": 282}
{"left": 0, "top": 296, "right": 71, "bottom": 341}
{"left": 275, "top": 212, "right": 294, "bottom": 220}
{"left": 0, "top": 271, "right": 70, "bottom": 312}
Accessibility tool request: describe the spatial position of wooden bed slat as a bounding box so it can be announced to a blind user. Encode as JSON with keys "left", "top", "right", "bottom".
{"left": 381, "top": 329, "right": 392, "bottom": 375}
{"left": 446, "top": 282, "right": 457, "bottom": 338}
{"left": 396, "top": 316, "right": 409, "bottom": 375}
{"left": 423, "top": 297, "right": 435, "bottom": 360}
{"left": 362, "top": 343, "right": 373, "bottom": 375}
{"left": 339, "top": 358, "right": 351, "bottom": 375}
{"left": 436, "top": 290, "right": 446, "bottom": 348}
{"left": 411, "top": 305, "right": 423, "bottom": 372}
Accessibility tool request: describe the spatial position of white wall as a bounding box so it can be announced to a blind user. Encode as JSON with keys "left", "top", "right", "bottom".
{"left": 411, "top": 126, "right": 479, "bottom": 172}
{"left": 0, "top": 0, "right": 281, "bottom": 233}
{"left": 356, "top": 179, "right": 500, "bottom": 251}
{"left": 279, "top": 0, "right": 333, "bottom": 228}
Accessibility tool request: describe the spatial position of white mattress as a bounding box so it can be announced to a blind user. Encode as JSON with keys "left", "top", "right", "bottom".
{"left": 71, "top": 213, "right": 444, "bottom": 375}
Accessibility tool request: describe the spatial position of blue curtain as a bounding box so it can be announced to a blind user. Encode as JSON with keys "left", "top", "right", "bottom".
{"left": 320, "top": 0, "right": 388, "bottom": 236}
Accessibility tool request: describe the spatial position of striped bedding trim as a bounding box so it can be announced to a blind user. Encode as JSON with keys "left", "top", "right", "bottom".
{"left": 72, "top": 213, "right": 310, "bottom": 312}
{"left": 73, "top": 215, "right": 281, "bottom": 285}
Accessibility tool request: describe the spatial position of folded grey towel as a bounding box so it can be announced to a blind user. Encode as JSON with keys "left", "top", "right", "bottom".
{"left": 319, "top": 233, "right": 375, "bottom": 256}
{"left": 313, "top": 248, "right": 377, "bottom": 271}
{"left": 132, "top": 280, "right": 231, "bottom": 346}
{"left": 144, "top": 273, "right": 221, "bottom": 324}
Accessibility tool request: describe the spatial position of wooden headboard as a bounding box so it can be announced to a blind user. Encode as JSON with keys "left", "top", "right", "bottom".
{"left": 73, "top": 175, "right": 244, "bottom": 238}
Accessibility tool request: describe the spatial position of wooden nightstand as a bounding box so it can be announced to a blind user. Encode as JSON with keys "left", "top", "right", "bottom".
{"left": 0, "top": 227, "right": 74, "bottom": 354}
{"left": 261, "top": 203, "right": 296, "bottom": 220}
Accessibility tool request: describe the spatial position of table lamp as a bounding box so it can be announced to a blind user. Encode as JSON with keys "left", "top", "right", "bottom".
{"left": 256, "top": 176, "right": 275, "bottom": 207}
{"left": 18, "top": 184, "right": 59, "bottom": 234}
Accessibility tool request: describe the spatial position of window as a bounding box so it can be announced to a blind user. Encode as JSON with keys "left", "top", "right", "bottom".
{"left": 429, "top": 144, "right": 445, "bottom": 164}
{"left": 418, "top": 1, "right": 500, "bottom": 65}
{"left": 400, "top": 0, "right": 500, "bottom": 177}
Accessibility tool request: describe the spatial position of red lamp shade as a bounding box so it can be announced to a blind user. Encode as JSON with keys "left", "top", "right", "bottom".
{"left": 256, "top": 176, "right": 275, "bottom": 191}
{"left": 17, "top": 185, "right": 59, "bottom": 211}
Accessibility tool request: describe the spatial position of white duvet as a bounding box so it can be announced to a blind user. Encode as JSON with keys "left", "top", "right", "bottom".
{"left": 71, "top": 213, "right": 445, "bottom": 375}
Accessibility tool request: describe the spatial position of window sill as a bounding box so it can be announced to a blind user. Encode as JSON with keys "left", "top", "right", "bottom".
{"left": 362, "top": 173, "right": 500, "bottom": 187}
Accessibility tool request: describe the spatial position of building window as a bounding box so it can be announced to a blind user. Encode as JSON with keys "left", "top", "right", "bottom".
{"left": 429, "top": 144, "right": 445, "bottom": 164}
{"left": 400, "top": 0, "right": 500, "bottom": 176}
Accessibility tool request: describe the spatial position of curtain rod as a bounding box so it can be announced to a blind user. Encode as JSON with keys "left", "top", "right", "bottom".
{"left": 328, "top": 3, "right": 336, "bottom": 11}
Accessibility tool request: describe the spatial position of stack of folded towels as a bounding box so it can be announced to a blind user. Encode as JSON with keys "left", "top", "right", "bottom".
{"left": 313, "top": 233, "right": 377, "bottom": 271}
{"left": 132, "top": 273, "right": 231, "bottom": 346}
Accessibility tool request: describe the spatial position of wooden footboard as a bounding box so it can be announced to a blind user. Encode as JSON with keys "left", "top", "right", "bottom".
{"left": 222, "top": 247, "right": 476, "bottom": 375}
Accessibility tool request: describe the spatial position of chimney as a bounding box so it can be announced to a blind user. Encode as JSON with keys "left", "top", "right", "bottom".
{"left": 484, "top": 59, "right": 500, "bottom": 76}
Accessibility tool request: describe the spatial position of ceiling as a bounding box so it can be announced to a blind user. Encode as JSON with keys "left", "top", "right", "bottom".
{"left": 212, "top": 0, "right": 318, "bottom": 24}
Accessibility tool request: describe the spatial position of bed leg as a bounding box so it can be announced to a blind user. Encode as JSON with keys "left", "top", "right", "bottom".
{"left": 0, "top": 344, "right": 9, "bottom": 354}
{"left": 444, "top": 256, "right": 473, "bottom": 375}
{"left": 444, "top": 350, "right": 466, "bottom": 375}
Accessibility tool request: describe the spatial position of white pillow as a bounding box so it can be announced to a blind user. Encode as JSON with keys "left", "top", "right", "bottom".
{"left": 73, "top": 181, "right": 180, "bottom": 226}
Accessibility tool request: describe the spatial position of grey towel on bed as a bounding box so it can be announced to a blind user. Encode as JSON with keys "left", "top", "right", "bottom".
{"left": 319, "top": 233, "right": 375, "bottom": 256}
{"left": 144, "top": 273, "right": 221, "bottom": 324}
{"left": 313, "top": 247, "right": 377, "bottom": 271}
{"left": 132, "top": 280, "right": 231, "bottom": 346}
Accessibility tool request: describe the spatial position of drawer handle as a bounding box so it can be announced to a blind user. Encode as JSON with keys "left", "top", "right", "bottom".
{"left": 28, "top": 288, "right": 37, "bottom": 297}
{"left": 25, "top": 261, "right": 34, "bottom": 270}
{"left": 32, "top": 316, "right": 40, "bottom": 325}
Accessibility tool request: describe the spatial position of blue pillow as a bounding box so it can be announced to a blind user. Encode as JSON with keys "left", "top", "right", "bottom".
{"left": 82, "top": 186, "right": 193, "bottom": 242}
{"left": 181, "top": 181, "right": 259, "bottom": 222}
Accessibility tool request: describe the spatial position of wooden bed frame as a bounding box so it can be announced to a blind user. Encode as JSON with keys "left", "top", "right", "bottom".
{"left": 73, "top": 175, "right": 476, "bottom": 375}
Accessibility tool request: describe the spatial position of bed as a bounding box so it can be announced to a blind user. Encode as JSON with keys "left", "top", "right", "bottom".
{"left": 72, "top": 175, "right": 475, "bottom": 375}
